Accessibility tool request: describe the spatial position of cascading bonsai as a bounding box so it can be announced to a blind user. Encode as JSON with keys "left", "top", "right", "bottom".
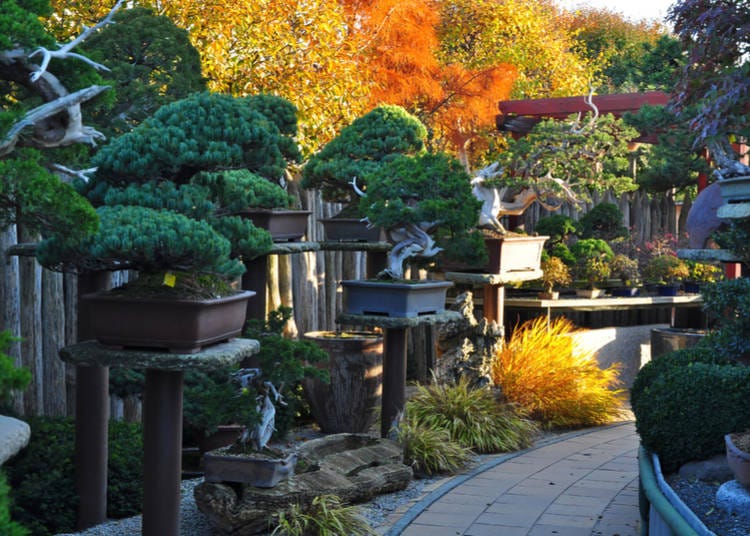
{"left": 301, "top": 105, "right": 427, "bottom": 216}
{"left": 358, "top": 151, "right": 484, "bottom": 280}
{"left": 37, "top": 92, "right": 301, "bottom": 296}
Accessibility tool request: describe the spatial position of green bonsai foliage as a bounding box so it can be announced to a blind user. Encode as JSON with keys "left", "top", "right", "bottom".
{"left": 715, "top": 218, "right": 750, "bottom": 266}
{"left": 534, "top": 214, "right": 577, "bottom": 248}
{"left": 38, "top": 93, "right": 302, "bottom": 288}
{"left": 577, "top": 202, "right": 627, "bottom": 240}
{"left": 570, "top": 238, "right": 614, "bottom": 289}
{"left": 642, "top": 254, "right": 689, "bottom": 285}
{"left": 301, "top": 105, "right": 427, "bottom": 207}
{"left": 361, "top": 152, "right": 484, "bottom": 279}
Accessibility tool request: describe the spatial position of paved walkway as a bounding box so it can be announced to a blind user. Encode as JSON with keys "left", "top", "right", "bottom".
{"left": 379, "top": 420, "right": 640, "bottom": 536}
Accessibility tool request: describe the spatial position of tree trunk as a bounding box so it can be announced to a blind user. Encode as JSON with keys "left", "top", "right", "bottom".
{"left": 0, "top": 225, "right": 22, "bottom": 414}
{"left": 42, "top": 268, "right": 66, "bottom": 415}
{"left": 18, "top": 225, "right": 42, "bottom": 415}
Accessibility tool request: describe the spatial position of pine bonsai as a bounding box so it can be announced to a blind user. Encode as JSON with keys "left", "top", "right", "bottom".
{"left": 301, "top": 105, "right": 427, "bottom": 213}
{"left": 38, "top": 92, "right": 301, "bottom": 295}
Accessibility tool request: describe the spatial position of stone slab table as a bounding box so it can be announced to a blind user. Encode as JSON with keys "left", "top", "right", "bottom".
{"left": 337, "top": 311, "right": 463, "bottom": 437}
{"left": 60, "top": 338, "right": 260, "bottom": 536}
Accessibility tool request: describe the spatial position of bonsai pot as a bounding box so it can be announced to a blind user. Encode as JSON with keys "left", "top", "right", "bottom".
{"left": 611, "top": 287, "right": 640, "bottom": 297}
{"left": 81, "top": 290, "right": 254, "bottom": 353}
{"left": 575, "top": 288, "right": 604, "bottom": 299}
{"left": 203, "top": 447, "right": 297, "bottom": 487}
{"left": 656, "top": 284, "right": 680, "bottom": 297}
{"left": 683, "top": 281, "right": 701, "bottom": 294}
{"left": 726, "top": 433, "right": 750, "bottom": 489}
{"left": 341, "top": 279, "right": 452, "bottom": 318}
{"left": 537, "top": 291, "right": 559, "bottom": 300}
{"left": 441, "top": 233, "right": 548, "bottom": 274}
{"left": 320, "top": 217, "right": 384, "bottom": 242}
{"left": 302, "top": 331, "right": 383, "bottom": 433}
{"left": 235, "top": 208, "right": 311, "bottom": 241}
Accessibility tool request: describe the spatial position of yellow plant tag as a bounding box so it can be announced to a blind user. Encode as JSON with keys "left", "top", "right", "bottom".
{"left": 163, "top": 272, "right": 177, "bottom": 287}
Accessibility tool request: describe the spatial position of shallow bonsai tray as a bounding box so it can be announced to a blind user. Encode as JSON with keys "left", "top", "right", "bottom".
{"left": 341, "top": 279, "right": 452, "bottom": 318}
{"left": 236, "top": 209, "right": 311, "bottom": 242}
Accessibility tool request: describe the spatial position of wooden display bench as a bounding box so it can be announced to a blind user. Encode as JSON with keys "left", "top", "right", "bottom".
{"left": 60, "top": 339, "right": 260, "bottom": 536}
{"left": 337, "top": 311, "right": 463, "bottom": 437}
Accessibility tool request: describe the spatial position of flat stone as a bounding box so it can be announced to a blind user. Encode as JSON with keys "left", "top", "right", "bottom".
{"left": 0, "top": 415, "right": 30, "bottom": 465}
{"left": 337, "top": 310, "right": 463, "bottom": 329}
{"left": 717, "top": 203, "right": 750, "bottom": 219}
{"left": 319, "top": 241, "right": 392, "bottom": 252}
{"left": 679, "top": 454, "right": 734, "bottom": 482}
{"left": 445, "top": 269, "right": 543, "bottom": 286}
{"left": 717, "top": 480, "right": 750, "bottom": 522}
{"left": 194, "top": 433, "right": 413, "bottom": 535}
{"left": 59, "top": 338, "right": 260, "bottom": 370}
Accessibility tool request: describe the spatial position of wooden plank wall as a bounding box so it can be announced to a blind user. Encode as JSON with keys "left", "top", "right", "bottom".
{"left": 1, "top": 189, "right": 686, "bottom": 418}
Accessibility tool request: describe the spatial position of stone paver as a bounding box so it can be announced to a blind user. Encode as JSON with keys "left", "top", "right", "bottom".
{"left": 381, "top": 421, "right": 640, "bottom": 536}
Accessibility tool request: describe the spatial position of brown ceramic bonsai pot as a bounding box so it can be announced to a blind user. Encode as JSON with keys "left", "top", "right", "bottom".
{"left": 235, "top": 208, "right": 311, "bottom": 241}
{"left": 203, "top": 447, "right": 297, "bottom": 487}
{"left": 441, "top": 233, "right": 548, "bottom": 274}
{"left": 341, "top": 279, "right": 452, "bottom": 318}
{"left": 319, "top": 217, "right": 384, "bottom": 242}
{"left": 81, "top": 290, "right": 254, "bottom": 353}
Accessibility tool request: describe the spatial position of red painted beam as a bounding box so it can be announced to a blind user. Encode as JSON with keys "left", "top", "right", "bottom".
{"left": 498, "top": 91, "right": 670, "bottom": 119}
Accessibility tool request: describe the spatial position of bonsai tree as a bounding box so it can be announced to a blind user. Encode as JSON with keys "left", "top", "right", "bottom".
{"left": 668, "top": 0, "right": 750, "bottom": 179}
{"left": 358, "top": 152, "right": 483, "bottom": 280}
{"left": 37, "top": 92, "right": 301, "bottom": 295}
{"left": 534, "top": 214, "right": 578, "bottom": 249}
{"left": 610, "top": 254, "right": 641, "bottom": 288}
{"left": 577, "top": 202, "right": 627, "bottom": 240}
{"left": 472, "top": 96, "right": 639, "bottom": 233}
{"left": 570, "top": 238, "right": 614, "bottom": 290}
{"left": 301, "top": 105, "right": 427, "bottom": 214}
{"left": 642, "top": 254, "right": 690, "bottom": 286}
{"left": 540, "top": 256, "right": 572, "bottom": 298}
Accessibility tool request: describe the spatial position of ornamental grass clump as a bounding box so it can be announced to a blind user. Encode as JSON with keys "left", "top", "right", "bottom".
{"left": 396, "top": 416, "right": 473, "bottom": 476}
{"left": 491, "top": 317, "right": 626, "bottom": 428}
{"left": 402, "top": 378, "right": 538, "bottom": 454}
{"left": 271, "top": 494, "right": 376, "bottom": 536}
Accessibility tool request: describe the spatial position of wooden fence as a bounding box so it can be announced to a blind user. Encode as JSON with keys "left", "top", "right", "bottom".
{"left": 1, "top": 187, "right": 688, "bottom": 418}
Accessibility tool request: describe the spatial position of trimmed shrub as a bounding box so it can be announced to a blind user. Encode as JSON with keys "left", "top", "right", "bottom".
{"left": 633, "top": 362, "right": 750, "bottom": 472}
{"left": 0, "top": 471, "right": 27, "bottom": 536}
{"left": 630, "top": 346, "right": 732, "bottom": 414}
{"left": 5, "top": 417, "right": 143, "bottom": 536}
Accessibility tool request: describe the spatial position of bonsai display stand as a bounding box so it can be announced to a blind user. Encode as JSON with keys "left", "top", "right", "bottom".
{"left": 445, "top": 270, "right": 543, "bottom": 325}
{"left": 59, "top": 338, "right": 260, "bottom": 536}
{"left": 337, "top": 311, "right": 463, "bottom": 437}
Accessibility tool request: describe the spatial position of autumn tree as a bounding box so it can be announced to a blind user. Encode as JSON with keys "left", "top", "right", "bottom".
{"left": 438, "top": 0, "right": 596, "bottom": 99}
{"left": 564, "top": 7, "right": 681, "bottom": 92}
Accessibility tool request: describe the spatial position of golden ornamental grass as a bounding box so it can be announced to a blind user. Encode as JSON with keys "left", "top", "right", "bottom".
{"left": 491, "top": 316, "right": 626, "bottom": 428}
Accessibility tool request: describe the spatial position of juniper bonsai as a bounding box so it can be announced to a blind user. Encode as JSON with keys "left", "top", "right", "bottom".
{"left": 301, "top": 105, "right": 427, "bottom": 211}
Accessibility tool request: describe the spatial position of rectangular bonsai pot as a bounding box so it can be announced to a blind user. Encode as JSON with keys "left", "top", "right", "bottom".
{"left": 319, "top": 217, "right": 384, "bottom": 242}
{"left": 235, "top": 209, "right": 311, "bottom": 242}
{"left": 485, "top": 235, "right": 549, "bottom": 273}
{"left": 341, "top": 279, "right": 452, "bottom": 318}
{"left": 81, "top": 290, "right": 254, "bottom": 353}
{"left": 203, "top": 449, "right": 297, "bottom": 487}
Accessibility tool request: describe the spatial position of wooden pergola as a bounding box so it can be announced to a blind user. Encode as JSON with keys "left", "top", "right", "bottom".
{"left": 496, "top": 90, "right": 670, "bottom": 142}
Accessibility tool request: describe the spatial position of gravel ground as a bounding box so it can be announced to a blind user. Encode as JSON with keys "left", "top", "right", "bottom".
{"left": 54, "top": 475, "right": 439, "bottom": 536}
{"left": 667, "top": 474, "right": 750, "bottom": 536}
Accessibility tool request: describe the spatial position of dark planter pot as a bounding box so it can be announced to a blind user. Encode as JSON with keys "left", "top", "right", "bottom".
{"left": 719, "top": 175, "right": 750, "bottom": 204}
{"left": 650, "top": 327, "right": 706, "bottom": 359}
{"left": 235, "top": 209, "right": 310, "bottom": 241}
{"left": 197, "top": 424, "right": 245, "bottom": 454}
{"left": 726, "top": 433, "right": 750, "bottom": 489}
{"left": 441, "top": 234, "right": 548, "bottom": 274}
{"left": 320, "top": 218, "right": 383, "bottom": 242}
{"left": 611, "top": 287, "right": 640, "bottom": 297}
{"left": 656, "top": 284, "right": 679, "bottom": 297}
{"left": 341, "top": 279, "right": 452, "bottom": 318}
{"left": 203, "top": 447, "right": 297, "bottom": 487}
{"left": 81, "top": 290, "right": 254, "bottom": 353}
{"left": 302, "top": 331, "right": 383, "bottom": 433}
{"left": 683, "top": 281, "right": 701, "bottom": 294}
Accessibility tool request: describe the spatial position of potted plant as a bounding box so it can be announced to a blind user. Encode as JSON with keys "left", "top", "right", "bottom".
{"left": 570, "top": 238, "right": 614, "bottom": 298}
{"left": 203, "top": 307, "right": 328, "bottom": 487}
{"left": 669, "top": 1, "right": 750, "bottom": 202}
{"left": 341, "top": 151, "right": 484, "bottom": 317}
{"left": 642, "top": 254, "right": 690, "bottom": 296}
{"left": 301, "top": 105, "right": 427, "bottom": 241}
{"left": 538, "top": 256, "right": 571, "bottom": 300}
{"left": 683, "top": 260, "right": 723, "bottom": 293}
{"left": 36, "top": 92, "right": 302, "bottom": 352}
{"left": 609, "top": 254, "right": 642, "bottom": 297}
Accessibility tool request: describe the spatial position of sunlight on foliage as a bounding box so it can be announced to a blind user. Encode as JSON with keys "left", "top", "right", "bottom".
{"left": 403, "top": 378, "right": 538, "bottom": 453}
{"left": 396, "top": 415, "right": 473, "bottom": 476}
{"left": 491, "top": 317, "right": 626, "bottom": 428}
